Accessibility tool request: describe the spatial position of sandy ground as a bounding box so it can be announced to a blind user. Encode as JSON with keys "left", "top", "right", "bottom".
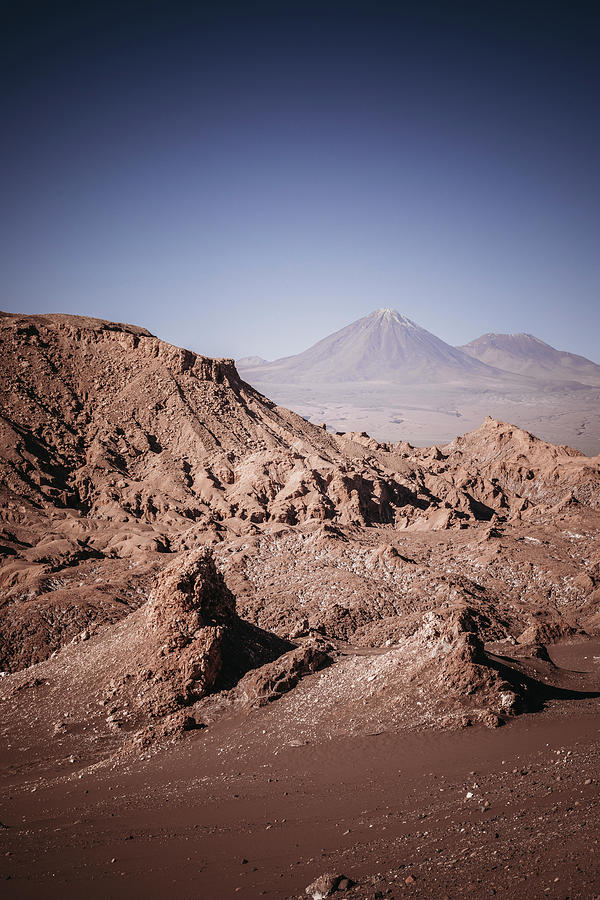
{"left": 1, "top": 641, "right": 599, "bottom": 900}
{"left": 242, "top": 379, "right": 600, "bottom": 456}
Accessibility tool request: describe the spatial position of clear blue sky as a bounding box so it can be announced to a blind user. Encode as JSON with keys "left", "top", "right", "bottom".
{"left": 2, "top": 1, "right": 599, "bottom": 361}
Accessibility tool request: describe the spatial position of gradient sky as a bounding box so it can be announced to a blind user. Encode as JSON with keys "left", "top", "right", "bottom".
{"left": 2, "top": 1, "right": 599, "bottom": 361}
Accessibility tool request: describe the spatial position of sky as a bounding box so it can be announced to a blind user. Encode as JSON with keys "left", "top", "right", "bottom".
{"left": 2, "top": 1, "right": 599, "bottom": 362}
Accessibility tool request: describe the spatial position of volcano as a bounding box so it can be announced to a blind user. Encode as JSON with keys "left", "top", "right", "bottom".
{"left": 459, "top": 332, "right": 600, "bottom": 386}
{"left": 239, "top": 308, "right": 498, "bottom": 384}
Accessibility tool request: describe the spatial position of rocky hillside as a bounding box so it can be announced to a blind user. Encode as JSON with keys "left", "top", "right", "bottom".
{"left": 1, "top": 311, "right": 599, "bottom": 756}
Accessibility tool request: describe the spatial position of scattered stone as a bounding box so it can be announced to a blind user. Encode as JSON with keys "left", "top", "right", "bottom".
{"left": 305, "top": 872, "right": 350, "bottom": 898}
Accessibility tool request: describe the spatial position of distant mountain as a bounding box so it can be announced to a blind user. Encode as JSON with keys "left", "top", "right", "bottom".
{"left": 238, "top": 308, "right": 498, "bottom": 384}
{"left": 236, "top": 355, "right": 269, "bottom": 368}
{"left": 236, "top": 310, "right": 600, "bottom": 453}
{"left": 459, "top": 333, "right": 600, "bottom": 386}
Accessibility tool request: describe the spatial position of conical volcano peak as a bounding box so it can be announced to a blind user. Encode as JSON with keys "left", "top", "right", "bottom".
{"left": 370, "top": 308, "right": 417, "bottom": 328}
{"left": 238, "top": 308, "right": 496, "bottom": 385}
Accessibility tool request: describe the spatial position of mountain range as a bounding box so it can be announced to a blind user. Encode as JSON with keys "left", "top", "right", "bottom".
{"left": 240, "top": 309, "right": 499, "bottom": 384}
{"left": 238, "top": 309, "right": 600, "bottom": 453}
{"left": 239, "top": 308, "right": 600, "bottom": 386}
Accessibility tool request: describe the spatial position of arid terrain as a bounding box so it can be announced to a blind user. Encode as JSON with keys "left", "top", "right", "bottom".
{"left": 1, "top": 310, "right": 600, "bottom": 898}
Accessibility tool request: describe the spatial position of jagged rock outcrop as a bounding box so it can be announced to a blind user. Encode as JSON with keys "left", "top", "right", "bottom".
{"left": 235, "top": 643, "right": 333, "bottom": 707}
{"left": 144, "top": 548, "right": 237, "bottom": 707}
{"left": 401, "top": 606, "right": 526, "bottom": 726}
{"left": 440, "top": 416, "right": 598, "bottom": 509}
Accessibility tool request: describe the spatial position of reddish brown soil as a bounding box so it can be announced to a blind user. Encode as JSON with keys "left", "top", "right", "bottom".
{"left": 1, "top": 641, "right": 599, "bottom": 899}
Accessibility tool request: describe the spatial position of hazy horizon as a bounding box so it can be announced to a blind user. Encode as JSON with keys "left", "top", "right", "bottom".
{"left": 2, "top": 2, "right": 599, "bottom": 362}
